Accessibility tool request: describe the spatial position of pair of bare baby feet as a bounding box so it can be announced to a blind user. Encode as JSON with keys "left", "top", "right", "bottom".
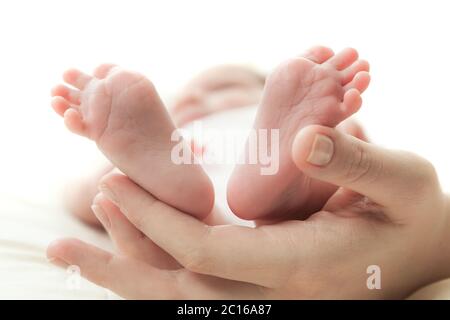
{"left": 51, "top": 46, "right": 370, "bottom": 222}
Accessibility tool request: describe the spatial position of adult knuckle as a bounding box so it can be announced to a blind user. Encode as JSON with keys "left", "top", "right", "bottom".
{"left": 343, "top": 143, "right": 381, "bottom": 185}
{"left": 132, "top": 212, "right": 149, "bottom": 232}
{"left": 181, "top": 226, "right": 213, "bottom": 273}
{"left": 129, "top": 197, "right": 157, "bottom": 229}
{"left": 183, "top": 247, "right": 209, "bottom": 273}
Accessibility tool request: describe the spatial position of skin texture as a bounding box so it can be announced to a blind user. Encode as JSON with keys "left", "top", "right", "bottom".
{"left": 58, "top": 64, "right": 265, "bottom": 227}
{"left": 48, "top": 46, "right": 448, "bottom": 299}
{"left": 60, "top": 53, "right": 367, "bottom": 228}
{"left": 47, "top": 124, "right": 450, "bottom": 299}
{"left": 51, "top": 65, "right": 214, "bottom": 219}
{"left": 62, "top": 163, "right": 114, "bottom": 228}
{"left": 227, "top": 47, "right": 370, "bottom": 221}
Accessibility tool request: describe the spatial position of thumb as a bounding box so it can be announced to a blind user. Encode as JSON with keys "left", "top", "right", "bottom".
{"left": 292, "top": 125, "right": 440, "bottom": 217}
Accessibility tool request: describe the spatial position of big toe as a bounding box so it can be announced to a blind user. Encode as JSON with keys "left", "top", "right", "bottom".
{"left": 301, "top": 46, "right": 335, "bottom": 64}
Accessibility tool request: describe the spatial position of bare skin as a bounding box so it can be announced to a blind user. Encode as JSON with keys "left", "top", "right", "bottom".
{"left": 227, "top": 46, "right": 371, "bottom": 220}
{"left": 59, "top": 52, "right": 368, "bottom": 227}
{"left": 51, "top": 65, "right": 214, "bottom": 219}
{"left": 62, "top": 163, "right": 114, "bottom": 228}
{"left": 58, "top": 64, "right": 265, "bottom": 227}
{"left": 47, "top": 47, "right": 450, "bottom": 299}
{"left": 47, "top": 124, "right": 450, "bottom": 299}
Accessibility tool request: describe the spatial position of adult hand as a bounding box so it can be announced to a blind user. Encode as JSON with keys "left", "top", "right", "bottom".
{"left": 47, "top": 125, "right": 450, "bottom": 299}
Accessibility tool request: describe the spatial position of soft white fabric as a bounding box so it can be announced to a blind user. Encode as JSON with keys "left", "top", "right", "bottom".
{"left": 0, "top": 192, "right": 117, "bottom": 299}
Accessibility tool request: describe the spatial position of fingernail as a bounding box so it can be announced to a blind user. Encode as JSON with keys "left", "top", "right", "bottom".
{"left": 307, "top": 134, "right": 334, "bottom": 166}
{"left": 99, "top": 184, "right": 118, "bottom": 205}
{"left": 91, "top": 204, "right": 111, "bottom": 230}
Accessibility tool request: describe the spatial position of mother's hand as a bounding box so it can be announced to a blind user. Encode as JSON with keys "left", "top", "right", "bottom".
{"left": 47, "top": 125, "right": 449, "bottom": 299}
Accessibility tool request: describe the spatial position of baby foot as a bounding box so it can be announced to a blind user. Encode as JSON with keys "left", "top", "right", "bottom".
{"left": 227, "top": 46, "right": 370, "bottom": 220}
{"left": 51, "top": 64, "right": 214, "bottom": 218}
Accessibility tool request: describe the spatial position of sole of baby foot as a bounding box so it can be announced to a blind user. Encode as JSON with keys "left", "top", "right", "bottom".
{"left": 51, "top": 64, "right": 214, "bottom": 218}
{"left": 227, "top": 46, "right": 370, "bottom": 220}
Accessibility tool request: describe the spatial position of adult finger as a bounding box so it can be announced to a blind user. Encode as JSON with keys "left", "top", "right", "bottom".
{"left": 46, "top": 238, "right": 262, "bottom": 299}
{"left": 92, "top": 194, "right": 180, "bottom": 269}
{"left": 46, "top": 238, "right": 181, "bottom": 299}
{"left": 337, "top": 119, "right": 369, "bottom": 142}
{"left": 98, "top": 173, "right": 298, "bottom": 288}
{"left": 292, "top": 125, "right": 440, "bottom": 221}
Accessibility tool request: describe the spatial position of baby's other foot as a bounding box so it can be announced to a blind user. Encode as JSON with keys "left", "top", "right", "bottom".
{"left": 227, "top": 46, "right": 370, "bottom": 220}
{"left": 51, "top": 65, "right": 214, "bottom": 218}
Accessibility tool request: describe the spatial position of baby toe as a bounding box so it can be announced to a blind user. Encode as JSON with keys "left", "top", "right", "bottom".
{"left": 301, "top": 46, "right": 335, "bottom": 64}
{"left": 63, "top": 108, "right": 86, "bottom": 137}
{"left": 341, "top": 88, "right": 362, "bottom": 115}
{"left": 327, "top": 48, "right": 359, "bottom": 70}
{"left": 93, "top": 64, "right": 118, "bottom": 79}
{"left": 344, "top": 71, "right": 371, "bottom": 93}
{"left": 341, "top": 60, "right": 370, "bottom": 85}
{"left": 51, "top": 84, "right": 81, "bottom": 105}
{"left": 51, "top": 96, "right": 72, "bottom": 117}
{"left": 63, "top": 68, "right": 92, "bottom": 90}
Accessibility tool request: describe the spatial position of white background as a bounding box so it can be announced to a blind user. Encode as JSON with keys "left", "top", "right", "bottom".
{"left": 0, "top": 0, "right": 449, "bottom": 203}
